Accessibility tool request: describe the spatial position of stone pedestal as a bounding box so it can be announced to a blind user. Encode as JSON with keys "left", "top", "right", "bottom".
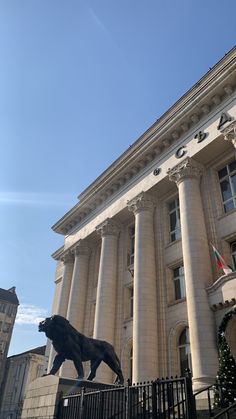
{"left": 21, "top": 376, "right": 116, "bottom": 419}
{"left": 21, "top": 375, "right": 78, "bottom": 419}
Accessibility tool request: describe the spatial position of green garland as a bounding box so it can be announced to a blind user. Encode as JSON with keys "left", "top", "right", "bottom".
{"left": 214, "top": 307, "right": 236, "bottom": 408}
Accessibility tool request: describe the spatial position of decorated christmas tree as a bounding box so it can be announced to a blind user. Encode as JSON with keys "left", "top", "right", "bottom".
{"left": 215, "top": 308, "right": 236, "bottom": 408}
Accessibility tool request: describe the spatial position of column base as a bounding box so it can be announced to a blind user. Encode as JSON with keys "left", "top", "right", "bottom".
{"left": 192, "top": 375, "right": 216, "bottom": 393}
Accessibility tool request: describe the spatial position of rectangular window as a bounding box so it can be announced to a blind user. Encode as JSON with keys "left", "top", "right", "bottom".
{"left": 231, "top": 241, "right": 236, "bottom": 270}
{"left": 169, "top": 198, "right": 181, "bottom": 242}
{"left": 129, "top": 287, "right": 134, "bottom": 318}
{"left": 218, "top": 160, "right": 236, "bottom": 213}
{"left": 0, "top": 303, "right": 6, "bottom": 313}
{"left": 128, "top": 226, "right": 135, "bottom": 266}
{"left": 173, "top": 266, "right": 186, "bottom": 300}
{"left": 0, "top": 342, "right": 5, "bottom": 354}
{"left": 3, "top": 322, "right": 11, "bottom": 333}
{"left": 7, "top": 305, "right": 15, "bottom": 317}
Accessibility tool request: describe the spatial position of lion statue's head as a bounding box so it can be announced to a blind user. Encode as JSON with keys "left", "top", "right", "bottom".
{"left": 39, "top": 315, "right": 71, "bottom": 339}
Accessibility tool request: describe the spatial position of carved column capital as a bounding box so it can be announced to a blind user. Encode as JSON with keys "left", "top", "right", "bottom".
{"left": 72, "top": 240, "right": 91, "bottom": 257}
{"left": 220, "top": 120, "right": 236, "bottom": 149}
{"left": 96, "top": 218, "right": 120, "bottom": 237}
{"left": 127, "top": 191, "right": 156, "bottom": 215}
{"left": 60, "top": 250, "right": 74, "bottom": 263}
{"left": 168, "top": 157, "right": 202, "bottom": 186}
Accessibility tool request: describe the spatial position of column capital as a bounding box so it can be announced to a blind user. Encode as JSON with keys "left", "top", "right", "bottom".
{"left": 220, "top": 120, "right": 236, "bottom": 149}
{"left": 96, "top": 218, "right": 120, "bottom": 237}
{"left": 71, "top": 240, "right": 91, "bottom": 257}
{"left": 127, "top": 191, "right": 156, "bottom": 215}
{"left": 168, "top": 157, "right": 202, "bottom": 186}
{"left": 60, "top": 250, "right": 74, "bottom": 263}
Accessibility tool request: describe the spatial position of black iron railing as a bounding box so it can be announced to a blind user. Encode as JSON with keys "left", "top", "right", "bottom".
{"left": 57, "top": 374, "right": 196, "bottom": 419}
{"left": 212, "top": 401, "right": 236, "bottom": 418}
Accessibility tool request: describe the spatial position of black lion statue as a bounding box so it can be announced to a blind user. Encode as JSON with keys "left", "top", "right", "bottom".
{"left": 39, "top": 315, "right": 124, "bottom": 384}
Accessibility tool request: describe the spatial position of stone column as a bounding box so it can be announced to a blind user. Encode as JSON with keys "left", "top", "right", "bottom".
{"left": 168, "top": 157, "right": 218, "bottom": 391}
{"left": 93, "top": 218, "right": 119, "bottom": 383}
{"left": 61, "top": 241, "right": 91, "bottom": 378}
{"left": 127, "top": 192, "right": 158, "bottom": 383}
{"left": 67, "top": 241, "right": 91, "bottom": 330}
{"left": 48, "top": 251, "right": 74, "bottom": 374}
{"left": 57, "top": 251, "right": 74, "bottom": 317}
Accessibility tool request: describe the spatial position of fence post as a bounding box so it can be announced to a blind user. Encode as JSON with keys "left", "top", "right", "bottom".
{"left": 125, "top": 379, "right": 131, "bottom": 419}
{"left": 152, "top": 381, "right": 158, "bottom": 419}
{"left": 185, "top": 369, "right": 197, "bottom": 419}
{"left": 78, "top": 388, "right": 85, "bottom": 419}
{"left": 55, "top": 391, "right": 63, "bottom": 419}
{"left": 99, "top": 390, "right": 104, "bottom": 419}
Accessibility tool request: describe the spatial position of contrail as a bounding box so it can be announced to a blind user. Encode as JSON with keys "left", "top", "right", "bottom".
{"left": 0, "top": 191, "right": 75, "bottom": 207}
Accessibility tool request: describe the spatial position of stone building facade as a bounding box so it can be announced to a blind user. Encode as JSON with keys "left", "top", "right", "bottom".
{"left": 0, "top": 346, "right": 46, "bottom": 419}
{"left": 0, "top": 287, "right": 19, "bottom": 395}
{"left": 47, "top": 47, "right": 236, "bottom": 392}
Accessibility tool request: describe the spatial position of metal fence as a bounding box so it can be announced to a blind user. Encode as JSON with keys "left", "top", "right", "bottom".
{"left": 57, "top": 375, "right": 196, "bottom": 419}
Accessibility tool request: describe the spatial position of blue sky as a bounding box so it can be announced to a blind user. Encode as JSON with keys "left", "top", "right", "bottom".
{"left": 0, "top": 0, "right": 235, "bottom": 355}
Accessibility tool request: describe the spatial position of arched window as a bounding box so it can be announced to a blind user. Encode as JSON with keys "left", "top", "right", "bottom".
{"left": 178, "top": 328, "right": 192, "bottom": 376}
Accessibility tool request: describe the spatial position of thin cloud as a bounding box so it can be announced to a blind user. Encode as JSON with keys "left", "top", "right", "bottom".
{"left": 0, "top": 191, "right": 75, "bottom": 207}
{"left": 16, "top": 304, "right": 48, "bottom": 325}
{"left": 89, "top": 8, "right": 108, "bottom": 34}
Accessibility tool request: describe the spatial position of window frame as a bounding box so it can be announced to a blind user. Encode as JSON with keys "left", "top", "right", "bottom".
{"left": 231, "top": 241, "right": 236, "bottom": 270}
{"left": 0, "top": 303, "right": 6, "bottom": 313}
{"left": 178, "top": 328, "right": 192, "bottom": 376}
{"left": 218, "top": 159, "right": 236, "bottom": 213}
{"left": 128, "top": 225, "right": 135, "bottom": 267}
{"left": 129, "top": 346, "right": 133, "bottom": 382}
{"left": 129, "top": 286, "right": 134, "bottom": 318}
{"left": 2, "top": 322, "right": 11, "bottom": 333}
{"left": 173, "top": 265, "right": 186, "bottom": 301}
{"left": 168, "top": 197, "right": 181, "bottom": 243}
{"left": 0, "top": 341, "right": 5, "bottom": 354}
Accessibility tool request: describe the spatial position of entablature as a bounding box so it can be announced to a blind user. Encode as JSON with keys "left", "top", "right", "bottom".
{"left": 52, "top": 47, "right": 236, "bottom": 236}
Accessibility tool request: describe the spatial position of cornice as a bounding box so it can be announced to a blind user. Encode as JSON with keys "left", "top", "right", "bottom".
{"left": 206, "top": 271, "right": 236, "bottom": 295}
{"left": 211, "top": 298, "right": 236, "bottom": 312}
{"left": 52, "top": 46, "right": 236, "bottom": 235}
{"left": 51, "top": 246, "right": 65, "bottom": 261}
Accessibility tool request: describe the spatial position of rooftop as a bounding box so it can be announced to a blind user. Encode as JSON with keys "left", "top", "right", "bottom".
{"left": 8, "top": 345, "right": 46, "bottom": 359}
{"left": 0, "top": 287, "right": 19, "bottom": 305}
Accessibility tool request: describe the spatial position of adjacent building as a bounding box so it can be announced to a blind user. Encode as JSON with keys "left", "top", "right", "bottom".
{"left": 0, "top": 287, "right": 19, "bottom": 394}
{"left": 0, "top": 346, "right": 46, "bottom": 419}
{"left": 47, "top": 47, "right": 236, "bottom": 392}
